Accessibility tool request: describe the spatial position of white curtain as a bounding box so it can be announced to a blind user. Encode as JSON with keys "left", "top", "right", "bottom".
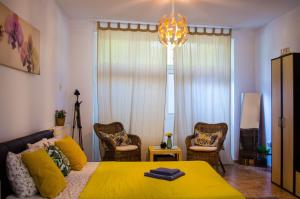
{"left": 97, "top": 29, "right": 167, "bottom": 160}
{"left": 174, "top": 35, "right": 232, "bottom": 163}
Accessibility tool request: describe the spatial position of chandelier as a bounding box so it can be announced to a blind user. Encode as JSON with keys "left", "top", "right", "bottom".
{"left": 158, "top": 0, "right": 188, "bottom": 48}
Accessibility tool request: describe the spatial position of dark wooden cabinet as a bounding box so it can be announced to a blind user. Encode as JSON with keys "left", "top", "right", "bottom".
{"left": 297, "top": 172, "right": 300, "bottom": 196}
{"left": 271, "top": 53, "right": 300, "bottom": 197}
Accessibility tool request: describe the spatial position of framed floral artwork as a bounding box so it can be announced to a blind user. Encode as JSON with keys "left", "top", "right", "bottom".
{"left": 0, "top": 2, "right": 40, "bottom": 75}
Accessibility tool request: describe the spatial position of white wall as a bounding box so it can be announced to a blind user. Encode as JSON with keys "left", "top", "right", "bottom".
{"left": 254, "top": 5, "right": 300, "bottom": 146}
{"left": 231, "top": 29, "right": 257, "bottom": 160}
{"left": 0, "top": 0, "right": 70, "bottom": 142}
{"left": 67, "top": 20, "right": 95, "bottom": 160}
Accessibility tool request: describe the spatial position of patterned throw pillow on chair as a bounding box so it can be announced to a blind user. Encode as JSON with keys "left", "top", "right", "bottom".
{"left": 100, "top": 130, "right": 131, "bottom": 146}
{"left": 194, "top": 130, "right": 222, "bottom": 147}
{"left": 47, "top": 145, "right": 71, "bottom": 176}
{"left": 113, "top": 130, "right": 131, "bottom": 146}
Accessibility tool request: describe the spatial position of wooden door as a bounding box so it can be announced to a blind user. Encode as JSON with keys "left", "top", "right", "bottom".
{"left": 282, "top": 54, "right": 294, "bottom": 192}
{"left": 271, "top": 58, "right": 282, "bottom": 185}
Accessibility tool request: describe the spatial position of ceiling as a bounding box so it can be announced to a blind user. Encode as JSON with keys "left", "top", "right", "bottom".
{"left": 56, "top": 0, "right": 300, "bottom": 28}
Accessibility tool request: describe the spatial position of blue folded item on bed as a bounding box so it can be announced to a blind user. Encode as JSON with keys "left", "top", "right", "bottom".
{"left": 150, "top": 167, "right": 181, "bottom": 176}
{"left": 144, "top": 171, "right": 185, "bottom": 181}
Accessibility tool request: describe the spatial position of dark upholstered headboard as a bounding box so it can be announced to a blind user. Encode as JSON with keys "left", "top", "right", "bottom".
{"left": 0, "top": 130, "right": 54, "bottom": 199}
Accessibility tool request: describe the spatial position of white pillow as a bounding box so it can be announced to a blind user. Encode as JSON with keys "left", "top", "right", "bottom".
{"left": 27, "top": 137, "right": 65, "bottom": 151}
{"left": 47, "top": 137, "right": 61, "bottom": 145}
{"left": 6, "top": 152, "right": 38, "bottom": 197}
{"left": 27, "top": 138, "right": 50, "bottom": 150}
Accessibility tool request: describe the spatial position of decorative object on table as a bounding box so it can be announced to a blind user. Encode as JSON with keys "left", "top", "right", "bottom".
{"left": 160, "top": 141, "right": 167, "bottom": 149}
{"left": 239, "top": 93, "right": 261, "bottom": 165}
{"left": 256, "top": 145, "right": 271, "bottom": 167}
{"left": 94, "top": 122, "right": 141, "bottom": 161}
{"left": 158, "top": 0, "right": 188, "bottom": 48}
{"left": 186, "top": 122, "right": 228, "bottom": 174}
{"left": 165, "top": 132, "right": 173, "bottom": 149}
{"left": 144, "top": 167, "right": 185, "bottom": 181}
{"left": 55, "top": 110, "right": 66, "bottom": 126}
{"left": 0, "top": 2, "right": 40, "bottom": 74}
{"left": 72, "top": 89, "right": 84, "bottom": 150}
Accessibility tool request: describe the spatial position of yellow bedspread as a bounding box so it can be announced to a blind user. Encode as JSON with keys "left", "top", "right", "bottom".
{"left": 80, "top": 161, "right": 245, "bottom": 199}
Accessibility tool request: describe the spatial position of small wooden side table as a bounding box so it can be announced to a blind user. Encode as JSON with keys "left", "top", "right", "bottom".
{"left": 148, "top": 146, "right": 182, "bottom": 161}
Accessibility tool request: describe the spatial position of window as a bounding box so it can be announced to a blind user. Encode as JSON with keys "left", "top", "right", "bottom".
{"left": 167, "top": 71, "right": 174, "bottom": 114}
{"left": 164, "top": 46, "right": 175, "bottom": 133}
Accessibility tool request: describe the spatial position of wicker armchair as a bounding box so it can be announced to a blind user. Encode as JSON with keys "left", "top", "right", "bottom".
{"left": 94, "top": 122, "right": 141, "bottom": 161}
{"left": 186, "top": 122, "right": 228, "bottom": 174}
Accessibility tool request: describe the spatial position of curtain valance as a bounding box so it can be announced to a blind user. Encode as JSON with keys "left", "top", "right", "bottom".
{"left": 97, "top": 21, "right": 231, "bottom": 36}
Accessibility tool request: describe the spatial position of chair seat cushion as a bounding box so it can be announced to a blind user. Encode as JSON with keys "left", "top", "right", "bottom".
{"left": 189, "top": 146, "right": 217, "bottom": 152}
{"left": 116, "top": 145, "right": 138, "bottom": 151}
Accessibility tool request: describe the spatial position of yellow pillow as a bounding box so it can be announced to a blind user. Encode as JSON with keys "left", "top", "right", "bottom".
{"left": 21, "top": 149, "right": 66, "bottom": 199}
{"left": 55, "top": 136, "right": 87, "bottom": 170}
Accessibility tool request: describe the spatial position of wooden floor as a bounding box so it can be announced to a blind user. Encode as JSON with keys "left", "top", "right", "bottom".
{"left": 223, "top": 164, "right": 298, "bottom": 199}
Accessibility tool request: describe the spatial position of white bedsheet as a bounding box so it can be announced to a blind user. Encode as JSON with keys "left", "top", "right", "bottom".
{"left": 6, "top": 162, "right": 99, "bottom": 199}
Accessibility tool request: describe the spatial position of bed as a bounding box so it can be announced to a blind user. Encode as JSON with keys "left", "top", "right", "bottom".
{"left": 0, "top": 130, "right": 245, "bottom": 199}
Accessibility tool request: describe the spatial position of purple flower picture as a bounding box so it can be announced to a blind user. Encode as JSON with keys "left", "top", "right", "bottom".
{"left": 20, "top": 35, "right": 38, "bottom": 73}
{"left": 4, "top": 14, "right": 24, "bottom": 49}
{"left": 0, "top": 25, "right": 4, "bottom": 41}
{"left": 0, "top": 2, "right": 40, "bottom": 75}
